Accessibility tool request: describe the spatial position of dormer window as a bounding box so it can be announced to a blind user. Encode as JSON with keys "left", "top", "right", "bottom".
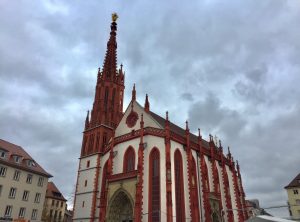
{"left": 26, "top": 159, "right": 36, "bottom": 167}
{"left": 13, "top": 155, "right": 21, "bottom": 164}
{"left": 0, "top": 149, "right": 7, "bottom": 159}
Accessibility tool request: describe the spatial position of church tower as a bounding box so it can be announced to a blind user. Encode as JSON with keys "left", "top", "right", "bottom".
{"left": 81, "top": 13, "right": 124, "bottom": 157}
{"left": 73, "top": 14, "right": 125, "bottom": 222}
{"left": 73, "top": 14, "right": 248, "bottom": 222}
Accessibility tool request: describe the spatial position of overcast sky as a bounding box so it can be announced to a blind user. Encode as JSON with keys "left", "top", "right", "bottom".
{"left": 1, "top": 0, "right": 299, "bottom": 217}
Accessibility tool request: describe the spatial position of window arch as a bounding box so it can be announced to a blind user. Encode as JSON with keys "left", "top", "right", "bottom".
{"left": 192, "top": 157, "right": 200, "bottom": 221}
{"left": 149, "top": 148, "right": 160, "bottom": 222}
{"left": 174, "top": 150, "right": 185, "bottom": 222}
{"left": 123, "top": 147, "right": 135, "bottom": 173}
{"left": 101, "top": 161, "right": 108, "bottom": 197}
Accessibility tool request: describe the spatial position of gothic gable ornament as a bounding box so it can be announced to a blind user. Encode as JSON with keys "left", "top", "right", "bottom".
{"left": 126, "top": 111, "right": 139, "bottom": 128}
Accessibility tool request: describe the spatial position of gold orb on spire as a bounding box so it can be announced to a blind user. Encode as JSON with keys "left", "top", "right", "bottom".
{"left": 112, "top": 13, "right": 118, "bottom": 22}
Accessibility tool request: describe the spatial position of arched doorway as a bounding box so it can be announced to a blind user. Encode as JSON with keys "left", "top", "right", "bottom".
{"left": 107, "top": 190, "right": 134, "bottom": 222}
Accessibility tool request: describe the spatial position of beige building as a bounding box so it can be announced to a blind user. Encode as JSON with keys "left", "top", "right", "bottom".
{"left": 285, "top": 173, "right": 300, "bottom": 220}
{"left": 42, "top": 181, "right": 67, "bottom": 222}
{"left": 0, "top": 139, "right": 52, "bottom": 221}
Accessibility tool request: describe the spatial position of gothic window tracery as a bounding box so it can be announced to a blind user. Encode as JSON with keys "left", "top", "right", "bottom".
{"left": 123, "top": 147, "right": 135, "bottom": 172}
{"left": 174, "top": 150, "right": 185, "bottom": 222}
{"left": 149, "top": 148, "right": 160, "bottom": 222}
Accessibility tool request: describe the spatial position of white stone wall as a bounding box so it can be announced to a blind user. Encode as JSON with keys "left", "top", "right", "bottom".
{"left": 111, "top": 138, "right": 140, "bottom": 175}
{"left": 73, "top": 154, "right": 99, "bottom": 220}
{"left": 0, "top": 163, "right": 48, "bottom": 221}
{"left": 115, "top": 101, "right": 162, "bottom": 137}
{"left": 227, "top": 165, "right": 238, "bottom": 222}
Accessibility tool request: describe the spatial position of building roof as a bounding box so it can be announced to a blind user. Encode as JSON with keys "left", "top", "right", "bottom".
{"left": 0, "top": 139, "right": 52, "bottom": 177}
{"left": 149, "top": 111, "right": 211, "bottom": 149}
{"left": 247, "top": 215, "right": 293, "bottom": 222}
{"left": 284, "top": 173, "right": 300, "bottom": 189}
{"left": 46, "top": 181, "right": 67, "bottom": 201}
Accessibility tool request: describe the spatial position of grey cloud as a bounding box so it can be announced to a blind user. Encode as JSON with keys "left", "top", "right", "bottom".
{"left": 1, "top": 0, "right": 300, "bottom": 217}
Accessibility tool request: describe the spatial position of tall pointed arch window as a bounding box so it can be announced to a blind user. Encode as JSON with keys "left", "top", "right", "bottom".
{"left": 101, "top": 161, "right": 108, "bottom": 198}
{"left": 149, "top": 148, "right": 160, "bottom": 222}
{"left": 123, "top": 147, "right": 135, "bottom": 172}
{"left": 104, "top": 87, "right": 109, "bottom": 111}
{"left": 174, "top": 150, "right": 185, "bottom": 222}
{"left": 192, "top": 157, "right": 200, "bottom": 221}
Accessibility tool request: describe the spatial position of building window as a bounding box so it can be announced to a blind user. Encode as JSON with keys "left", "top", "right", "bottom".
{"left": 56, "top": 200, "right": 59, "bottom": 207}
{"left": 8, "top": 187, "right": 17, "bottom": 199}
{"left": 37, "top": 177, "right": 44, "bottom": 187}
{"left": 13, "top": 155, "right": 21, "bottom": 163}
{"left": 19, "top": 207, "right": 26, "bottom": 218}
{"left": 294, "top": 189, "right": 299, "bottom": 195}
{"left": 0, "top": 185, "right": 2, "bottom": 196}
{"left": 149, "top": 148, "right": 160, "bottom": 222}
{"left": 296, "top": 199, "right": 300, "bottom": 205}
{"left": 0, "top": 150, "right": 7, "bottom": 159}
{"left": 22, "top": 190, "right": 29, "bottom": 201}
{"left": 50, "top": 209, "right": 53, "bottom": 219}
{"left": 84, "top": 180, "right": 87, "bottom": 187}
{"left": 82, "top": 201, "right": 85, "bottom": 207}
{"left": 174, "top": 150, "right": 186, "bottom": 222}
{"left": 13, "top": 170, "right": 21, "bottom": 181}
{"left": 61, "top": 201, "right": 63, "bottom": 208}
{"left": 54, "top": 210, "right": 57, "bottom": 219}
{"left": 192, "top": 157, "right": 200, "bottom": 221}
{"left": 27, "top": 160, "right": 36, "bottom": 167}
{"left": 31, "top": 209, "right": 38, "bottom": 220}
{"left": 26, "top": 174, "right": 33, "bottom": 184}
{"left": 100, "top": 161, "right": 108, "bottom": 201}
{"left": 0, "top": 166, "right": 7, "bottom": 177}
{"left": 4, "top": 205, "right": 13, "bottom": 217}
{"left": 52, "top": 199, "right": 55, "bottom": 206}
{"left": 123, "top": 146, "right": 135, "bottom": 172}
{"left": 86, "top": 160, "right": 90, "bottom": 168}
{"left": 59, "top": 211, "right": 62, "bottom": 219}
{"left": 34, "top": 193, "right": 41, "bottom": 203}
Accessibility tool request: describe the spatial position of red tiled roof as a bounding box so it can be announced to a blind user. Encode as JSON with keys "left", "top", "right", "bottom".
{"left": 46, "top": 181, "right": 67, "bottom": 201}
{"left": 285, "top": 173, "right": 300, "bottom": 189}
{"left": 149, "top": 111, "right": 210, "bottom": 149}
{"left": 0, "top": 139, "right": 52, "bottom": 177}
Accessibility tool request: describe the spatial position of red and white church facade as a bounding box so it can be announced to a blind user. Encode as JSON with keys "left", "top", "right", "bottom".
{"left": 73, "top": 14, "right": 248, "bottom": 222}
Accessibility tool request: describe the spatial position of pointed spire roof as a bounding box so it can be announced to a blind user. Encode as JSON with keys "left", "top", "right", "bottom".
{"left": 132, "top": 84, "right": 136, "bottom": 101}
{"left": 102, "top": 13, "right": 118, "bottom": 80}
{"left": 144, "top": 94, "right": 150, "bottom": 112}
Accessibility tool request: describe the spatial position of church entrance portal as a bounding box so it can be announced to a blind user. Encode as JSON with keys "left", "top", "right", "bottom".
{"left": 107, "top": 190, "right": 134, "bottom": 222}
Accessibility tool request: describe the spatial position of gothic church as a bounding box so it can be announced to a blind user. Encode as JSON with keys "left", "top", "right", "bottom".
{"left": 73, "top": 14, "right": 248, "bottom": 222}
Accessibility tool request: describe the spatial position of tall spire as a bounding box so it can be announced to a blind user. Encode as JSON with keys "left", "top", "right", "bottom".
{"left": 102, "top": 13, "right": 118, "bottom": 80}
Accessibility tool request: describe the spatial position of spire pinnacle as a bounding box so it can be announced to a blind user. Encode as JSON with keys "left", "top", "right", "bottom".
{"left": 166, "top": 111, "right": 169, "bottom": 121}
{"left": 132, "top": 84, "right": 136, "bottom": 101}
{"left": 144, "top": 94, "right": 150, "bottom": 112}
{"left": 85, "top": 110, "right": 90, "bottom": 129}
{"left": 112, "top": 13, "right": 118, "bottom": 22}
{"left": 185, "top": 120, "right": 189, "bottom": 131}
{"left": 102, "top": 14, "right": 118, "bottom": 80}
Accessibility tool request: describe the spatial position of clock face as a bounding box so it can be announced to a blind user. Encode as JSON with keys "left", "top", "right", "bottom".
{"left": 126, "top": 111, "right": 139, "bottom": 128}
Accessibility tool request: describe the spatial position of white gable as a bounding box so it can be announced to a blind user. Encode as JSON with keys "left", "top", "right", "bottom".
{"left": 115, "top": 100, "right": 163, "bottom": 137}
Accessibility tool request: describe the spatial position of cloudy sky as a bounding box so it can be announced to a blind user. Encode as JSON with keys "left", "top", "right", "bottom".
{"left": 1, "top": 0, "right": 299, "bottom": 217}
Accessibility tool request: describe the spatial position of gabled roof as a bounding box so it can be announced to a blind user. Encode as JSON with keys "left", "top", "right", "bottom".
{"left": 0, "top": 139, "right": 52, "bottom": 177}
{"left": 285, "top": 173, "right": 300, "bottom": 189}
{"left": 46, "top": 181, "right": 67, "bottom": 201}
{"left": 149, "top": 111, "right": 210, "bottom": 149}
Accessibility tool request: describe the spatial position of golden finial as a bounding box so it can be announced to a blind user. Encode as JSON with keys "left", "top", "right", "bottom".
{"left": 112, "top": 13, "right": 118, "bottom": 22}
